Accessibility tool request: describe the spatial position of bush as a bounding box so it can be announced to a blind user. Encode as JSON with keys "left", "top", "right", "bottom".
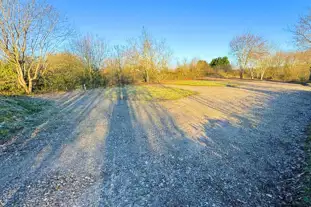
{"left": 0, "top": 62, "right": 24, "bottom": 95}
{"left": 264, "top": 65, "right": 310, "bottom": 82}
{"left": 35, "top": 53, "right": 85, "bottom": 92}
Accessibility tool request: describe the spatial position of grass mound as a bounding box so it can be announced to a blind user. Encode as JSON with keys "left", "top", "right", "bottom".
{"left": 103, "top": 85, "right": 197, "bottom": 101}
{"left": 0, "top": 96, "right": 50, "bottom": 144}
{"left": 164, "top": 80, "right": 237, "bottom": 87}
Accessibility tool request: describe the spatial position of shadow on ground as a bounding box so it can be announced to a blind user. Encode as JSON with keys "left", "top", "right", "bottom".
{"left": 0, "top": 84, "right": 311, "bottom": 206}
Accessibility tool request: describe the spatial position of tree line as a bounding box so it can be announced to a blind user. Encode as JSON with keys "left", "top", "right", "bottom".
{"left": 0, "top": 0, "right": 310, "bottom": 95}
{"left": 230, "top": 33, "right": 311, "bottom": 81}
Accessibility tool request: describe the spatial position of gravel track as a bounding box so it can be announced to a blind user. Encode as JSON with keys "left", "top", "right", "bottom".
{"left": 0, "top": 81, "right": 311, "bottom": 206}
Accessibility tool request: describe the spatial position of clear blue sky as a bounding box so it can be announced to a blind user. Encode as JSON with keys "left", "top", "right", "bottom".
{"left": 51, "top": 0, "right": 310, "bottom": 63}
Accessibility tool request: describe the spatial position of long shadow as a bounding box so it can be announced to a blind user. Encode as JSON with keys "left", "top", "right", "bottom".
{"left": 152, "top": 83, "right": 311, "bottom": 205}
{"left": 196, "top": 90, "right": 311, "bottom": 206}
{"left": 99, "top": 87, "right": 246, "bottom": 206}
{"left": 1, "top": 85, "right": 311, "bottom": 206}
{"left": 100, "top": 87, "right": 156, "bottom": 206}
{"left": 159, "top": 83, "right": 294, "bottom": 128}
{"left": 0, "top": 88, "right": 114, "bottom": 206}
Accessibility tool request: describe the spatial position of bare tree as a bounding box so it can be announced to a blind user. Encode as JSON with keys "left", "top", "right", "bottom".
{"left": 255, "top": 53, "right": 273, "bottom": 80}
{"left": 72, "top": 34, "right": 109, "bottom": 85}
{"left": 108, "top": 45, "right": 127, "bottom": 85}
{"left": 293, "top": 9, "right": 311, "bottom": 49}
{"left": 230, "top": 33, "right": 268, "bottom": 79}
{"left": 128, "top": 28, "right": 171, "bottom": 83}
{"left": 0, "top": 0, "right": 70, "bottom": 93}
{"left": 293, "top": 11, "right": 311, "bottom": 81}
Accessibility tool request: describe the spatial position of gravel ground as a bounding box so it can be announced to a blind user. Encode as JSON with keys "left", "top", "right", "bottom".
{"left": 0, "top": 81, "right": 311, "bottom": 206}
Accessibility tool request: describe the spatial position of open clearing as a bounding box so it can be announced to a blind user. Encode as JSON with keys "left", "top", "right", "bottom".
{"left": 1, "top": 81, "right": 311, "bottom": 206}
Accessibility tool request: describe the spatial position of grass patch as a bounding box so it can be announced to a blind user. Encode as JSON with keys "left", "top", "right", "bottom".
{"left": 130, "top": 85, "right": 197, "bottom": 101}
{"left": 0, "top": 96, "right": 50, "bottom": 144}
{"left": 103, "top": 85, "right": 197, "bottom": 101}
{"left": 164, "top": 80, "right": 238, "bottom": 87}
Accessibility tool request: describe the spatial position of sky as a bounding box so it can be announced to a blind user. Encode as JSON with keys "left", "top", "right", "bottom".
{"left": 51, "top": 0, "right": 310, "bottom": 64}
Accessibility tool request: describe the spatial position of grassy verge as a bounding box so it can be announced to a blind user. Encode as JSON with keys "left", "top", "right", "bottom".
{"left": 103, "top": 85, "right": 197, "bottom": 101}
{"left": 163, "top": 80, "right": 238, "bottom": 87}
{"left": 0, "top": 96, "right": 50, "bottom": 144}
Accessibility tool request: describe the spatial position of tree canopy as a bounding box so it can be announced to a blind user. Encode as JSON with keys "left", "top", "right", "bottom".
{"left": 210, "top": 57, "right": 230, "bottom": 68}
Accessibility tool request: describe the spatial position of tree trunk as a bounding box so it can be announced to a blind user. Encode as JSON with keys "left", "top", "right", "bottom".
{"left": 89, "top": 68, "right": 93, "bottom": 86}
{"left": 28, "top": 79, "right": 33, "bottom": 94}
{"left": 144, "top": 70, "right": 150, "bottom": 83}
{"left": 239, "top": 69, "right": 244, "bottom": 79}
{"left": 146, "top": 71, "right": 149, "bottom": 83}
{"left": 309, "top": 67, "right": 311, "bottom": 81}
{"left": 250, "top": 70, "right": 254, "bottom": 80}
{"left": 260, "top": 72, "right": 265, "bottom": 81}
{"left": 17, "top": 72, "right": 30, "bottom": 94}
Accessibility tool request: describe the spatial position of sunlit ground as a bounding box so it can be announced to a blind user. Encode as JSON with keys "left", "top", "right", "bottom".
{"left": 163, "top": 80, "right": 238, "bottom": 87}
{"left": 102, "top": 85, "right": 197, "bottom": 101}
{"left": 1, "top": 81, "right": 311, "bottom": 206}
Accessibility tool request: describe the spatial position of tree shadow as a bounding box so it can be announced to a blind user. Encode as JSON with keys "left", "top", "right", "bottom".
{"left": 99, "top": 86, "right": 255, "bottom": 206}
{"left": 0, "top": 89, "right": 116, "bottom": 206}
{"left": 192, "top": 89, "right": 311, "bottom": 206}
{"left": 154, "top": 83, "right": 311, "bottom": 205}
{"left": 1, "top": 84, "right": 311, "bottom": 206}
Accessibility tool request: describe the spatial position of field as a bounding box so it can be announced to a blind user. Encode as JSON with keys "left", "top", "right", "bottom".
{"left": 0, "top": 80, "right": 311, "bottom": 206}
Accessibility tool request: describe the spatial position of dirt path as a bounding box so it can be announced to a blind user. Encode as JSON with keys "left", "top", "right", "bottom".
{"left": 1, "top": 82, "right": 311, "bottom": 206}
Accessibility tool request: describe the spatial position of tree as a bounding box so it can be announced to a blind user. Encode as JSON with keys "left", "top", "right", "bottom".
{"left": 128, "top": 28, "right": 171, "bottom": 83}
{"left": 230, "top": 33, "right": 268, "bottom": 79}
{"left": 0, "top": 0, "right": 69, "bottom": 94}
{"left": 72, "top": 34, "right": 109, "bottom": 87}
{"left": 196, "top": 60, "right": 212, "bottom": 75}
{"left": 255, "top": 53, "right": 273, "bottom": 80}
{"left": 106, "top": 45, "right": 128, "bottom": 85}
{"left": 210, "top": 57, "right": 230, "bottom": 68}
{"left": 293, "top": 9, "right": 311, "bottom": 49}
{"left": 293, "top": 10, "right": 311, "bottom": 80}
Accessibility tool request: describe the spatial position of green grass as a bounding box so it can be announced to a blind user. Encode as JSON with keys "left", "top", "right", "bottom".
{"left": 0, "top": 96, "right": 50, "bottom": 144}
{"left": 164, "top": 80, "right": 238, "bottom": 87}
{"left": 103, "top": 85, "right": 197, "bottom": 101}
{"left": 130, "top": 85, "right": 197, "bottom": 101}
